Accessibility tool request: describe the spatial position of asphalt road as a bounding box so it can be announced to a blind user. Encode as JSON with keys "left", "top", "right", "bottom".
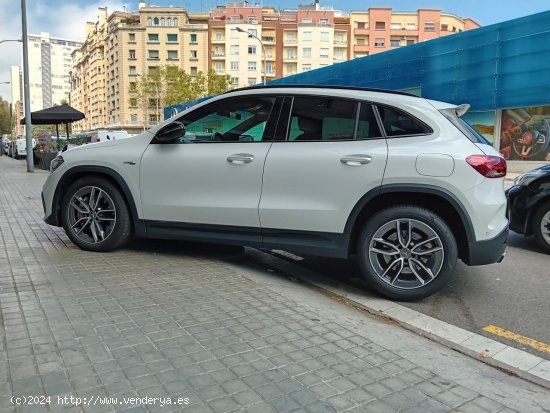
{"left": 270, "top": 231, "right": 550, "bottom": 360}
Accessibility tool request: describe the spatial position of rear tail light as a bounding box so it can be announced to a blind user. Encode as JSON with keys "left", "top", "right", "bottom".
{"left": 466, "top": 155, "right": 507, "bottom": 178}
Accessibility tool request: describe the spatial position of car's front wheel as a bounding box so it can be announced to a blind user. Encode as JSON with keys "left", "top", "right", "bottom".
{"left": 532, "top": 200, "right": 550, "bottom": 253}
{"left": 61, "top": 177, "right": 132, "bottom": 251}
{"left": 357, "top": 205, "right": 458, "bottom": 301}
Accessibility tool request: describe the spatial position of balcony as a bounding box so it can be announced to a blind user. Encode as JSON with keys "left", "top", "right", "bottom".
{"left": 262, "top": 36, "right": 276, "bottom": 44}
{"left": 354, "top": 28, "right": 369, "bottom": 35}
{"left": 284, "top": 38, "right": 297, "bottom": 44}
{"left": 334, "top": 40, "right": 347, "bottom": 46}
{"left": 211, "top": 52, "right": 225, "bottom": 59}
{"left": 354, "top": 45, "right": 369, "bottom": 52}
{"left": 283, "top": 55, "right": 297, "bottom": 61}
{"left": 211, "top": 37, "right": 225, "bottom": 44}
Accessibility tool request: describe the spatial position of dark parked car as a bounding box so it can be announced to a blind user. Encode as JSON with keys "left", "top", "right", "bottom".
{"left": 506, "top": 164, "right": 550, "bottom": 252}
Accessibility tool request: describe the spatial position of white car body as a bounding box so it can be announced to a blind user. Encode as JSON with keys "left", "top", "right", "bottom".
{"left": 41, "top": 86, "right": 508, "bottom": 300}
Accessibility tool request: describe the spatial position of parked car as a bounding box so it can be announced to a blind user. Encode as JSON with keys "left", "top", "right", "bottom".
{"left": 84, "top": 130, "right": 130, "bottom": 143}
{"left": 41, "top": 85, "right": 508, "bottom": 301}
{"left": 506, "top": 164, "right": 550, "bottom": 252}
{"left": 11, "top": 138, "right": 37, "bottom": 158}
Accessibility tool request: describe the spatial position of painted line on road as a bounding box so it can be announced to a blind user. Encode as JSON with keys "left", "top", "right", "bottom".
{"left": 483, "top": 325, "right": 550, "bottom": 355}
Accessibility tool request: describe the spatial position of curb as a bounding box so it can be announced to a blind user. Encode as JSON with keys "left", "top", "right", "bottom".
{"left": 248, "top": 249, "right": 550, "bottom": 389}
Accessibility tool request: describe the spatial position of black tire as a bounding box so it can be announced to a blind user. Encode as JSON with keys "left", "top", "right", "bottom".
{"left": 357, "top": 205, "right": 458, "bottom": 301}
{"left": 532, "top": 200, "right": 550, "bottom": 254}
{"left": 61, "top": 177, "right": 132, "bottom": 252}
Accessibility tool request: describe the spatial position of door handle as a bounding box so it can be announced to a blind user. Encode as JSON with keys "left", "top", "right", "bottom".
{"left": 227, "top": 153, "right": 254, "bottom": 164}
{"left": 340, "top": 154, "right": 372, "bottom": 166}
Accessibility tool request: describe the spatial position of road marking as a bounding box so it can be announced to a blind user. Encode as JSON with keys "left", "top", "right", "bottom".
{"left": 483, "top": 325, "right": 550, "bottom": 354}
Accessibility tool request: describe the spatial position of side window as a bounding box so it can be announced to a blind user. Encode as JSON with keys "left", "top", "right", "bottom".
{"left": 288, "top": 97, "right": 357, "bottom": 141}
{"left": 175, "top": 96, "right": 276, "bottom": 143}
{"left": 356, "top": 103, "right": 383, "bottom": 139}
{"left": 376, "top": 105, "right": 432, "bottom": 137}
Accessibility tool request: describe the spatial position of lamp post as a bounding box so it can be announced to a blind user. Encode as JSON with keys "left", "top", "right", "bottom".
{"left": 236, "top": 27, "right": 266, "bottom": 85}
{"left": 0, "top": 39, "right": 22, "bottom": 45}
{"left": 21, "top": 0, "right": 34, "bottom": 172}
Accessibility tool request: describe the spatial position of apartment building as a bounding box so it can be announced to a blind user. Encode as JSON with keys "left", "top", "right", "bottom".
{"left": 71, "top": 2, "right": 209, "bottom": 132}
{"left": 10, "top": 66, "right": 23, "bottom": 136}
{"left": 208, "top": 4, "right": 478, "bottom": 89}
{"left": 349, "top": 8, "right": 480, "bottom": 58}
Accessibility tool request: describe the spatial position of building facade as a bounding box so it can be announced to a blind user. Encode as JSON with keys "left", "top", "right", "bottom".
{"left": 71, "top": 3, "right": 209, "bottom": 133}
{"left": 71, "top": 2, "right": 478, "bottom": 131}
{"left": 10, "top": 66, "right": 23, "bottom": 137}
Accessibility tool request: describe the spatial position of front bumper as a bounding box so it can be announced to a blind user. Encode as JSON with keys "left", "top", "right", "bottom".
{"left": 464, "top": 225, "right": 508, "bottom": 266}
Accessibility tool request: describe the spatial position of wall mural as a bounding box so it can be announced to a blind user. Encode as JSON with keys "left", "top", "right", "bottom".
{"left": 500, "top": 106, "right": 550, "bottom": 161}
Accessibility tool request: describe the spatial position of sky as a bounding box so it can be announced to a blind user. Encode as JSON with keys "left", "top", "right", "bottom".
{"left": 1, "top": 0, "right": 549, "bottom": 103}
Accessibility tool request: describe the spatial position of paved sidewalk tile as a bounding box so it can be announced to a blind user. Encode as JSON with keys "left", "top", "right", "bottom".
{"left": 0, "top": 157, "right": 533, "bottom": 412}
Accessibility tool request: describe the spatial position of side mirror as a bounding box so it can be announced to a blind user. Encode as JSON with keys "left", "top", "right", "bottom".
{"left": 156, "top": 121, "right": 185, "bottom": 143}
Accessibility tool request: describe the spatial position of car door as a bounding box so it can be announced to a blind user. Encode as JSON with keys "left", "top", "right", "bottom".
{"left": 140, "top": 94, "right": 280, "bottom": 234}
{"left": 259, "top": 95, "right": 388, "bottom": 251}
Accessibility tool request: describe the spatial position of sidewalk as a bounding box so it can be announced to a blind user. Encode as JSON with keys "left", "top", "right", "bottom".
{"left": 0, "top": 156, "right": 548, "bottom": 413}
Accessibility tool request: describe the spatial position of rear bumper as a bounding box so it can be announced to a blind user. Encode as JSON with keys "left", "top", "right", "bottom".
{"left": 464, "top": 225, "right": 508, "bottom": 266}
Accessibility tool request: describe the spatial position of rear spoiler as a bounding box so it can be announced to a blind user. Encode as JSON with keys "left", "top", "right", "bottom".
{"left": 455, "top": 104, "right": 470, "bottom": 117}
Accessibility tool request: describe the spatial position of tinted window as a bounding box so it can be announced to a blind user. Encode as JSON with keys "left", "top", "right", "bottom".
{"left": 356, "top": 103, "right": 383, "bottom": 139}
{"left": 175, "top": 96, "right": 276, "bottom": 143}
{"left": 288, "top": 97, "right": 357, "bottom": 141}
{"left": 376, "top": 105, "right": 431, "bottom": 137}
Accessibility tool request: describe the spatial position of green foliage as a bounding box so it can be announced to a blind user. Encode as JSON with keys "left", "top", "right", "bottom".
{"left": 129, "top": 66, "right": 231, "bottom": 113}
{"left": 0, "top": 97, "right": 11, "bottom": 135}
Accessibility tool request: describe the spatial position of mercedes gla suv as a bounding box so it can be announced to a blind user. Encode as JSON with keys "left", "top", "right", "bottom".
{"left": 42, "top": 86, "right": 508, "bottom": 300}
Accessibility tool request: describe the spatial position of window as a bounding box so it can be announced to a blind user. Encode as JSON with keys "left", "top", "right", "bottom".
{"left": 230, "top": 61, "right": 239, "bottom": 70}
{"left": 190, "top": 67, "right": 198, "bottom": 76}
{"left": 248, "top": 29, "right": 257, "bottom": 37}
{"left": 424, "top": 22, "right": 435, "bottom": 32}
{"left": 302, "top": 64, "right": 311, "bottom": 71}
{"left": 129, "top": 82, "right": 137, "bottom": 92}
{"left": 190, "top": 33, "right": 197, "bottom": 43}
{"left": 302, "top": 31, "right": 312, "bottom": 41}
{"left": 320, "top": 31, "right": 330, "bottom": 42}
{"left": 265, "top": 63, "right": 273, "bottom": 74}
{"left": 215, "top": 31, "right": 222, "bottom": 40}
{"left": 149, "top": 114, "right": 158, "bottom": 123}
{"left": 335, "top": 49, "right": 344, "bottom": 60}
{"left": 287, "top": 97, "right": 357, "bottom": 141}
{"left": 148, "top": 50, "right": 159, "bottom": 59}
{"left": 441, "top": 24, "right": 448, "bottom": 31}
{"left": 375, "top": 21, "right": 386, "bottom": 30}
{"left": 148, "top": 66, "right": 159, "bottom": 75}
{"left": 129, "top": 66, "right": 137, "bottom": 75}
{"left": 302, "top": 18, "right": 313, "bottom": 24}
{"left": 376, "top": 105, "right": 432, "bottom": 137}
{"left": 320, "top": 48, "right": 329, "bottom": 58}
{"left": 190, "top": 50, "right": 198, "bottom": 59}
{"left": 390, "top": 39, "right": 400, "bottom": 47}
{"left": 230, "top": 77, "right": 239, "bottom": 85}
{"left": 214, "top": 63, "right": 223, "bottom": 73}
{"left": 320, "top": 18, "right": 329, "bottom": 25}
{"left": 356, "top": 104, "right": 382, "bottom": 139}
{"left": 407, "top": 23, "right": 416, "bottom": 30}
{"left": 357, "top": 22, "right": 366, "bottom": 29}
{"left": 248, "top": 45, "right": 257, "bottom": 55}
{"left": 129, "top": 50, "right": 136, "bottom": 59}
{"left": 167, "top": 33, "right": 178, "bottom": 42}
{"left": 357, "top": 38, "right": 366, "bottom": 45}
{"left": 391, "top": 23, "right": 401, "bottom": 30}
{"left": 248, "top": 61, "right": 256, "bottom": 71}
{"left": 230, "top": 45, "right": 239, "bottom": 55}
{"left": 230, "top": 29, "right": 239, "bottom": 39}
{"left": 374, "top": 38, "right": 385, "bottom": 47}
{"left": 128, "top": 33, "right": 136, "bottom": 42}
{"left": 148, "top": 34, "right": 159, "bottom": 43}
{"left": 174, "top": 96, "right": 276, "bottom": 143}
{"left": 302, "top": 48, "right": 312, "bottom": 58}
{"left": 153, "top": 17, "right": 159, "bottom": 26}
{"left": 167, "top": 50, "right": 178, "bottom": 60}
{"left": 131, "top": 114, "right": 138, "bottom": 122}
{"left": 248, "top": 16, "right": 257, "bottom": 24}
{"left": 129, "top": 98, "right": 137, "bottom": 107}
{"left": 248, "top": 77, "right": 256, "bottom": 86}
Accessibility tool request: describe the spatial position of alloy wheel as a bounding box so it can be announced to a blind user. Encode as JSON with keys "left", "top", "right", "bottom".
{"left": 66, "top": 186, "right": 117, "bottom": 244}
{"left": 368, "top": 219, "right": 445, "bottom": 290}
{"left": 541, "top": 210, "right": 550, "bottom": 246}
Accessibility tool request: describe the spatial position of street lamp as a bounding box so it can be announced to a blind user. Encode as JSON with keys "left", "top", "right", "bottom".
{"left": 0, "top": 39, "right": 22, "bottom": 45}
{"left": 236, "top": 27, "right": 266, "bottom": 85}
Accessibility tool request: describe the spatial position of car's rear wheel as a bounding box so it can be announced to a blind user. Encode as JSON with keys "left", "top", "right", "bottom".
{"left": 532, "top": 200, "right": 550, "bottom": 253}
{"left": 357, "top": 205, "right": 457, "bottom": 301}
{"left": 61, "top": 177, "right": 132, "bottom": 251}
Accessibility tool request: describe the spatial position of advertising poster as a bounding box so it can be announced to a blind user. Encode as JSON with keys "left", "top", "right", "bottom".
{"left": 462, "top": 111, "right": 496, "bottom": 144}
{"left": 500, "top": 106, "right": 550, "bottom": 161}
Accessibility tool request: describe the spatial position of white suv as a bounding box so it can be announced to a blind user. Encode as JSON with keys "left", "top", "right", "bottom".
{"left": 41, "top": 86, "right": 508, "bottom": 300}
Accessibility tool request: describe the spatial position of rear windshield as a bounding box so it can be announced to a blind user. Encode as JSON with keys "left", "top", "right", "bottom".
{"left": 440, "top": 108, "right": 490, "bottom": 144}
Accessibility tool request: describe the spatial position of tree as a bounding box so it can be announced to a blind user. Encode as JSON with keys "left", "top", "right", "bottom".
{"left": 129, "top": 66, "right": 231, "bottom": 126}
{"left": 0, "top": 97, "right": 12, "bottom": 135}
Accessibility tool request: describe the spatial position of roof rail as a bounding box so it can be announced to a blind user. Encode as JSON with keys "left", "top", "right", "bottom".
{"left": 225, "top": 84, "right": 419, "bottom": 97}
